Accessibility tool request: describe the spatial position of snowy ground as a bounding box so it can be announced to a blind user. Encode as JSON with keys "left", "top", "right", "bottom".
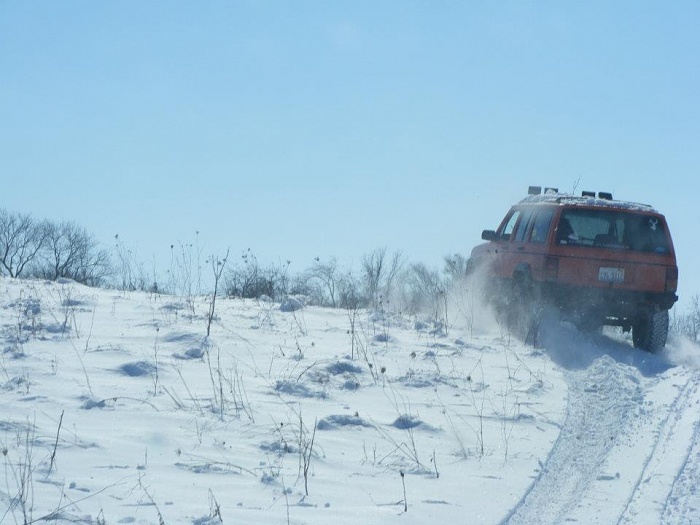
{"left": 1, "top": 277, "right": 699, "bottom": 524}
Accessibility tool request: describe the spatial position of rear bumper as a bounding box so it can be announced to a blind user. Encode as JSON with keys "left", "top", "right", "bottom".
{"left": 541, "top": 283, "right": 678, "bottom": 323}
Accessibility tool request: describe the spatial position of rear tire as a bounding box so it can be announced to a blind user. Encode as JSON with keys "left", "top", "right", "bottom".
{"left": 507, "top": 279, "right": 542, "bottom": 346}
{"left": 632, "top": 309, "right": 669, "bottom": 353}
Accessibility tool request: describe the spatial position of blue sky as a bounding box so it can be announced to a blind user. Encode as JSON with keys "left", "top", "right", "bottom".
{"left": 1, "top": 2, "right": 699, "bottom": 303}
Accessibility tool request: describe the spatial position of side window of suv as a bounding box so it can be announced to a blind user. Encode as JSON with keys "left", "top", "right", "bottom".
{"left": 500, "top": 210, "right": 521, "bottom": 240}
{"left": 514, "top": 209, "right": 534, "bottom": 241}
{"left": 530, "top": 209, "right": 554, "bottom": 244}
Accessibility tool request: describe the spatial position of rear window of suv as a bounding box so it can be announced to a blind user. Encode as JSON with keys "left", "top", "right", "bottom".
{"left": 556, "top": 208, "right": 670, "bottom": 254}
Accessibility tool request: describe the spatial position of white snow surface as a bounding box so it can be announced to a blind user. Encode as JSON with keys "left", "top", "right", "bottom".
{"left": 1, "top": 277, "right": 699, "bottom": 524}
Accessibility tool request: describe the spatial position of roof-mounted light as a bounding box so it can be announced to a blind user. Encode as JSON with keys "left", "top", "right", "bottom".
{"left": 598, "top": 192, "right": 613, "bottom": 200}
{"left": 528, "top": 186, "right": 542, "bottom": 195}
{"left": 582, "top": 191, "right": 596, "bottom": 197}
{"left": 544, "top": 187, "right": 559, "bottom": 194}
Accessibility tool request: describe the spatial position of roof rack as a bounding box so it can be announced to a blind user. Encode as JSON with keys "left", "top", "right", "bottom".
{"left": 522, "top": 186, "right": 656, "bottom": 211}
{"left": 528, "top": 186, "right": 613, "bottom": 200}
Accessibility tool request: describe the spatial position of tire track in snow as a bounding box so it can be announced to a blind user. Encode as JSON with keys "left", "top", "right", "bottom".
{"left": 616, "top": 370, "right": 700, "bottom": 525}
{"left": 502, "top": 353, "right": 645, "bottom": 525}
{"left": 660, "top": 373, "right": 700, "bottom": 524}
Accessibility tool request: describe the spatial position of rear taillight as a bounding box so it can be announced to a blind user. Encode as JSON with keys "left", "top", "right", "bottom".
{"left": 666, "top": 266, "right": 678, "bottom": 292}
{"left": 545, "top": 256, "right": 559, "bottom": 282}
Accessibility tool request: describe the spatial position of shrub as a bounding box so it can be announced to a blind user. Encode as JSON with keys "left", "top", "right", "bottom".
{"left": 224, "top": 250, "right": 290, "bottom": 300}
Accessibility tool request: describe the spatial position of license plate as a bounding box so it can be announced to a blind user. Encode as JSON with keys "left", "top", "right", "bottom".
{"left": 599, "top": 267, "right": 625, "bottom": 283}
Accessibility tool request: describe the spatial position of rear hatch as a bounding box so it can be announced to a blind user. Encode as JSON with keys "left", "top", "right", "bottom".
{"left": 547, "top": 207, "right": 677, "bottom": 294}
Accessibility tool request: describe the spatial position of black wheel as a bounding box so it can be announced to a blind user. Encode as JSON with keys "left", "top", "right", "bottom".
{"left": 506, "top": 279, "right": 540, "bottom": 344}
{"left": 632, "top": 309, "right": 669, "bottom": 352}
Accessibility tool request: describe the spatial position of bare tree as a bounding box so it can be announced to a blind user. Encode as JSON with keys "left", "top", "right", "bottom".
{"left": 361, "top": 247, "right": 403, "bottom": 309}
{"left": 670, "top": 295, "right": 700, "bottom": 342}
{"left": 37, "top": 220, "right": 111, "bottom": 286}
{"left": 337, "top": 271, "right": 364, "bottom": 310}
{"left": 308, "top": 257, "right": 340, "bottom": 307}
{"left": 443, "top": 253, "right": 469, "bottom": 282}
{"left": 403, "top": 262, "right": 445, "bottom": 314}
{"left": 0, "top": 209, "right": 46, "bottom": 278}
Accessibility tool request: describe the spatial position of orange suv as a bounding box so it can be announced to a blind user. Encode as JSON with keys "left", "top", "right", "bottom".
{"left": 468, "top": 186, "right": 678, "bottom": 351}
